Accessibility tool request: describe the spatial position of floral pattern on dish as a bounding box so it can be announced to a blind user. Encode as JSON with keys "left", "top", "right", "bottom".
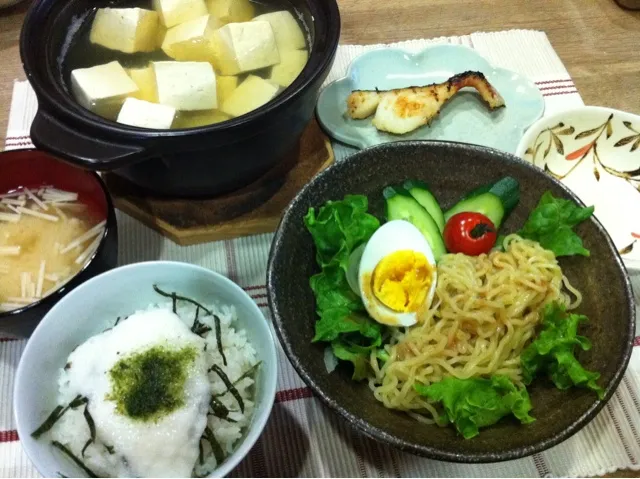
{"left": 516, "top": 106, "right": 640, "bottom": 270}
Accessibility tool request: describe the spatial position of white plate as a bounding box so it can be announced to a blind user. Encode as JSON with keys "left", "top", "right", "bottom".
{"left": 515, "top": 106, "right": 640, "bottom": 271}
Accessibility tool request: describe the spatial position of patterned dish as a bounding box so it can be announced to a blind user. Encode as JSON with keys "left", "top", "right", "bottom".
{"left": 515, "top": 106, "right": 640, "bottom": 271}
{"left": 316, "top": 44, "right": 545, "bottom": 153}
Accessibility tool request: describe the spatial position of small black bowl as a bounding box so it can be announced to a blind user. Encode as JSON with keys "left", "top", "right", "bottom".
{"left": 0, "top": 149, "right": 118, "bottom": 338}
{"left": 267, "top": 140, "right": 636, "bottom": 462}
{"left": 20, "top": 0, "right": 341, "bottom": 197}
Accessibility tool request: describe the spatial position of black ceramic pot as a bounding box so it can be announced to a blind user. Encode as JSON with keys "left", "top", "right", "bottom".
{"left": 20, "top": 0, "right": 340, "bottom": 197}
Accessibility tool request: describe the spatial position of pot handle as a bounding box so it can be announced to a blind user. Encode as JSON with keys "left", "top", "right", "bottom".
{"left": 30, "top": 110, "right": 149, "bottom": 171}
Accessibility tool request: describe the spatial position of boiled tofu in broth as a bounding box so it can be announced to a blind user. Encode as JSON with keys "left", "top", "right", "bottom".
{"left": 70, "top": 61, "right": 139, "bottom": 117}
{"left": 212, "top": 21, "right": 280, "bottom": 75}
{"left": 117, "top": 97, "right": 176, "bottom": 128}
{"left": 65, "top": 0, "right": 309, "bottom": 129}
{"left": 270, "top": 49, "right": 308, "bottom": 87}
{"left": 161, "top": 14, "right": 221, "bottom": 63}
{"left": 207, "top": 0, "right": 254, "bottom": 23}
{"left": 153, "top": 0, "right": 208, "bottom": 28}
{"left": 221, "top": 75, "right": 279, "bottom": 117}
{"left": 126, "top": 66, "right": 159, "bottom": 103}
{"left": 153, "top": 61, "right": 218, "bottom": 110}
{"left": 253, "top": 11, "right": 306, "bottom": 51}
{"left": 217, "top": 75, "right": 238, "bottom": 103}
{"left": 90, "top": 8, "right": 160, "bottom": 53}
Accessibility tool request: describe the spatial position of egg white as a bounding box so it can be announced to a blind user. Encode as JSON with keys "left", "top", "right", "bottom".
{"left": 358, "top": 220, "right": 437, "bottom": 327}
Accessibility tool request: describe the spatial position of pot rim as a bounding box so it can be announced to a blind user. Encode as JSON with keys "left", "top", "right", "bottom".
{"left": 20, "top": 0, "right": 341, "bottom": 139}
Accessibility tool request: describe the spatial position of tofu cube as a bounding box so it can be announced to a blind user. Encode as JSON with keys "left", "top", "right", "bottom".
{"left": 216, "top": 76, "right": 238, "bottom": 104}
{"left": 126, "top": 66, "right": 158, "bottom": 103}
{"left": 153, "top": 0, "right": 207, "bottom": 28}
{"left": 117, "top": 98, "right": 176, "bottom": 129}
{"left": 90, "top": 8, "right": 160, "bottom": 53}
{"left": 253, "top": 11, "right": 306, "bottom": 51}
{"left": 153, "top": 61, "right": 217, "bottom": 111}
{"left": 156, "top": 25, "right": 167, "bottom": 48}
{"left": 173, "top": 109, "right": 231, "bottom": 128}
{"left": 221, "top": 75, "right": 279, "bottom": 117}
{"left": 212, "top": 21, "right": 280, "bottom": 75}
{"left": 206, "top": 0, "right": 254, "bottom": 24}
{"left": 270, "top": 49, "right": 308, "bottom": 87}
{"left": 71, "top": 61, "right": 139, "bottom": 113}
{"left": 162, "top": 14, "right": 221, "bottom": 63}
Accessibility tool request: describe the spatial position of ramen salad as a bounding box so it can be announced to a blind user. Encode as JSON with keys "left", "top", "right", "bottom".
{"left": 31, "top": 286, "right": 261, "bottom": 478}
{"left": 305, "top": 177, "right": 604, "bottom": 439}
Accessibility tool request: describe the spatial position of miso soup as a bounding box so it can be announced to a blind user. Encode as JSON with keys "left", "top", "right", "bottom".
{"left": 61, "top": 0, "right": 311, "bottom": 130}
{"left": 0, "top": 186, "right": 106, "bottom": 313}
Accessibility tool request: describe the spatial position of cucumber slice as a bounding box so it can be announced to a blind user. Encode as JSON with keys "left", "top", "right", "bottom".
{"left": 459, "top": 176, "right": 520, "bottom": 218}
{"left": 444, "top": 192, "right": 505, "bottom": 229}
{"left": 445, "top": 177, "right": 520, "bottom": 229}
{"left": 383, "top": 186, "right": 446, "bottom": 261}
{"left": 403, "top": 180, "right": 445, "bottom": 233}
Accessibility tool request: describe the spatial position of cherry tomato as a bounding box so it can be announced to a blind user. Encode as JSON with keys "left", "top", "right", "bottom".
{"left": 443, "top": 212, "right": 497, "bottom": 256}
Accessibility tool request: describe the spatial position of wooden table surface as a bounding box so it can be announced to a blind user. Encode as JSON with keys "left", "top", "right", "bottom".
{"left": 1, "top": 0, "right": 640, "bottom": 476}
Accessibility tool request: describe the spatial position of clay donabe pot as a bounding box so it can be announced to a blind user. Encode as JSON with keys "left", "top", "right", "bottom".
{"left": 20, "top": 0, "right": 340, "bottom": 197}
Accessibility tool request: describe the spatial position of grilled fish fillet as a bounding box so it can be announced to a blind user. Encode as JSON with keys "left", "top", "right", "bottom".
{"left": 346, "top": 71, "right": 505, "bottom": 135}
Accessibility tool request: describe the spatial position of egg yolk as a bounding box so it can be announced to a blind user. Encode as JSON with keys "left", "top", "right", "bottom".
{"left": 371, "top": 250, "right": 433, "bottom": 312}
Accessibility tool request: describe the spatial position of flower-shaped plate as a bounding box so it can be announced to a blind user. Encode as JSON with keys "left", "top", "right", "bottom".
{"left": 516, "top": 106, "right": 640, "bottom": 271}
{"left": 316, "top": 44, "right": 545, "bottom": 153}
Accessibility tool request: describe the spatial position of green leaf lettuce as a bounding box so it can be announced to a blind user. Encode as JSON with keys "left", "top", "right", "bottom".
{"left": 304, "top": 195, "right": 383, "bottom": 379}
{"left": 521, "top": 302, "right": 604, "bottom": 399}
{"left": 415, "top": 375, "right": 535, "bottom": 439}
{"left": 517, "top": 191, "right": 594, "bottom": 257}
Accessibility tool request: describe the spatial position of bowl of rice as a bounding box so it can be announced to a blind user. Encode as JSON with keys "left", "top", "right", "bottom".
{"left": 14, "top": 261, "right": 278, "bottom": 478}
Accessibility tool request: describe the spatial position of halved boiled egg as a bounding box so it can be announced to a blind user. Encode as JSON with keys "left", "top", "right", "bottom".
{"left": 358, "top": 220, "right": 437, "bottom": 327}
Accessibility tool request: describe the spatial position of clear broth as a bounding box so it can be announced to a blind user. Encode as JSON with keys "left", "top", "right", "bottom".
{"left": 61, "top": 0, "right": 309, "bottom": 128}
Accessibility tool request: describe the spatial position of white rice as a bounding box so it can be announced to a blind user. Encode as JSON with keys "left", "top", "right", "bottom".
{"left": 46, "top": 298, "right": 259, "bottom": 478}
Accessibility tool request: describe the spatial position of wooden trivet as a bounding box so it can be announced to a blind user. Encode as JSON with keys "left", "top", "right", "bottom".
{"left": 103, "top": 118, "right": 334, "bottom": 246}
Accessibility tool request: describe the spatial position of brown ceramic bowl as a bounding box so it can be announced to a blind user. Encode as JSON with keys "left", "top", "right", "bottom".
{"left": 267, "top": 140, "right": 636, "bottom": 463}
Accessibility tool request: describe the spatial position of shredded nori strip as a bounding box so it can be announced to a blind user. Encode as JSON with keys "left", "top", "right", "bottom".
{"left": 192, "top": 319, "right": 212, "bottom": 336}
{"left": 105, "top": 445, "right": 115, "bottom": 454}
{"left": 114, "top": 316, "right": 122, "bottom": 327}
{"left": 51, "top": 441, "right": 98, "bottom": 478}
{"left": 209, "top": 365, "right": 244, "bottom": 413}
{"left": 209, "top": 396, "right": 237, "bottom": 423}
{"left": 152, "top": 285, "right": 226, "bottom": 361}
{"left": 57, "top": 473, "right": 68, "bottom": 478}
{"left": 214, "top": 314, "right": 227, "bottom": 366}
{"left": 81, "top": 403, "right": 96, "bottom": 457}
{"left": 171, "top": 293, "right": 177, "bottom": 314}
{"left": 202, "top": 426, "right": 225, "bottom": 465}
{"left": 213, "top": 361, "right": 262, "bottom": 398}
{"left": 81, "top": 439, "right": 92, "bottom": 458}
{"left": 191, "top": 304, "right": 212, "bottom": 336}
{"left": 32, "top": 395, "right": 88, "bottom": 439}
{"left": 153, "top": 285, "right": 212, "bottom": 314}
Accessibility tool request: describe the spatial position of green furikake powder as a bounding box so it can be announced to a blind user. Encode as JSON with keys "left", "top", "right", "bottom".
{"left": 107, "top": 345, "right": 197, "bottom": 422}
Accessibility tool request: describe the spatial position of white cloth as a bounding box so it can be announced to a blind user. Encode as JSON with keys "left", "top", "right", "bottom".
{"left": 2, "top": 29, "right": 640, "bottom": 478}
